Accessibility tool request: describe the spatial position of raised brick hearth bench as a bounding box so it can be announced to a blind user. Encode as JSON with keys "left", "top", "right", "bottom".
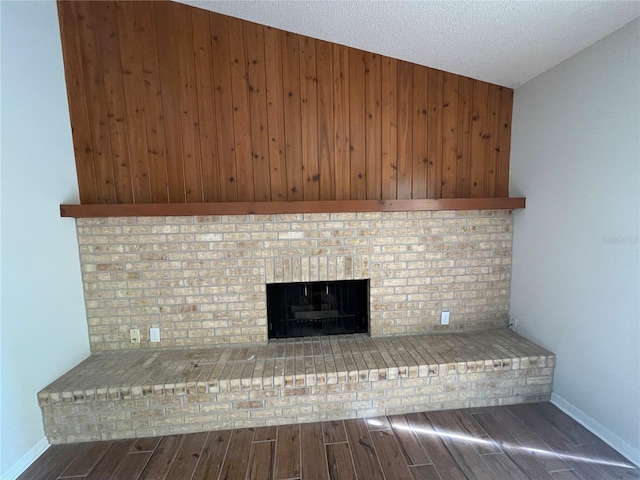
{"left": 38, "top": 329, "right": 555, "bottom": 444}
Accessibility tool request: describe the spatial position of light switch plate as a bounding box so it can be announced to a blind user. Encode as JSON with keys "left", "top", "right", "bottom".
{"left": 150, "top": 327, "right": 161, "bottom": 342}
{"left": 130, "top": 328, "right": 140, "bottom": 344}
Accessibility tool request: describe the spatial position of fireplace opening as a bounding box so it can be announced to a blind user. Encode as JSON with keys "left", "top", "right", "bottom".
{"left": 266, "top": 279, "right": 369, "bottom": 339}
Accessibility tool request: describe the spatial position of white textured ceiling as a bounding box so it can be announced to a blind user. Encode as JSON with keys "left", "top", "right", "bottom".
{"left": 178, "top": 0, "right": 639, "bottom": 88}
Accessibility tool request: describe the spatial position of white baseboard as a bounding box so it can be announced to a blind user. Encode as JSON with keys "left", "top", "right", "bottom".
{"left": 1, "top": 437, "right": 49, "bottom": 480}
{"left": 551, "top": 392, "right": 640, "bottom": 467}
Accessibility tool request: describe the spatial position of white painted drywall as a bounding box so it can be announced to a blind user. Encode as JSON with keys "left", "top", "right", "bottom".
{"left": 510, "top": 18, "right": 640, "bottom": 464}
{"left": 0, "top": 1, "right": 91, "bottom": 476}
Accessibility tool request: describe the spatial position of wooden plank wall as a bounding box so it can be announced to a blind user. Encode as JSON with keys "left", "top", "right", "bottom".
{"left": 57, "top": 0, "right": 513, "bottom": 205}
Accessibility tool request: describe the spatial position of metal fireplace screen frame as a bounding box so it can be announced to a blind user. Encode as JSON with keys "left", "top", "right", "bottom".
{"left": 266, "top": 279, "right": 369, "bottom": 339}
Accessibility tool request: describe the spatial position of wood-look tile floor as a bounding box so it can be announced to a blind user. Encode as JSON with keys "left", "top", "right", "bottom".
{"left": 19, "top": 403, "right": 638, "bottom": 480}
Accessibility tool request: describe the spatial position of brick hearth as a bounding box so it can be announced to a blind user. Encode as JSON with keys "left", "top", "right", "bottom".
{"left": 39, "top": 329, "right": 554, "bottom": 444}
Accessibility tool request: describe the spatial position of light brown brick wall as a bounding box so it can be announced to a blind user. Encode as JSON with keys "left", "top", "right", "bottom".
{"left": 76, "top": 210, "right": 513, "bottom": 352}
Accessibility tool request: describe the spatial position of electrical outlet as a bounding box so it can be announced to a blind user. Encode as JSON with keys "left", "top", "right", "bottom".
{"left": 150, "top": 327, "right": 161, "bottom": 342}
{"left": 508, "top": 318, "right": 518, "bottom": 332}
{"left": 130, "top": 328, "right": 140, "bottom": 344}
{"left": 440, "top": 311, "right": 450, "bottom": 326}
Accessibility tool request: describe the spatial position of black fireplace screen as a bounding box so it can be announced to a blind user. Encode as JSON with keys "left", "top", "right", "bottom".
{"left": 266, "top": 279, "right": 369, "bottom": 339}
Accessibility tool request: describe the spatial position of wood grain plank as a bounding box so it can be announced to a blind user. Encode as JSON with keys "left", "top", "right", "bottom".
{"left": 264, "top": 27, "right": 288, "bottom": 201}
{"left": 497, "top": 87, "right": 513, "bottom": 197}
{"left": 325, "top": 442, "right": 356, "bottom": 480}
{"left": 365, "top": 52, "right": 382, "bottom": 200}
{"left": 380, "top": 56, "right": 398, "bottom": 201}
{"left": 322, "top": 420, "right": 347, "bottom": 444}
{"left": 316, "top": 40, "right": 335, "bottom": 200}
{"left": 96, "top": 1, "right": 134, "bottom": 204}
{"left": 254, "top": 425, "right": 278, "bottom": 442}
{"left": 228, "top": 17, "right": 255, "bottom": 201}
{"left": 455, "top": 76, "right": 473, "bottom": 198}
{"left": 58, "top": 442, "right": 110, "bottom": 477}
{"left": 396, "top": 60, "right": 413, "bottom": 199}
{"left": 85, "top": 439, "right": 135, "bottom": 480}
{"left": 247, "top": 440, "right": 276, "bottom": 480}
{"left": 153, "top": 2, "right": 186, "bottom": 203}
{"left": 389, "top": 414, "right": 433, "bottom": 466}
{"left": 175, "top": 4, "right": 204, "bottom": 203}
{"left": 300, "top": 36, "right": 320, "bottom": 201}
{"left": 370, "top": 429, "right": 413, "bottom": 480}
{"left": 332, "top": 44, "right": 351, "bottom": 200}
{"left": 485, "top": 84, "right": 501, "bottom": 197}
{"left": 282, "top": 31, "right": 304, "bottom": 201}
{"left": 164, "top": 431, "right": 208, "bottom": 480}
{"left": 210, "top": 13, "right": 238, "bottom": 202}
{"left": 56, "top": 1, "right": 99, "bottom": 203}
{"left": 60, "top": 197, "right": 526, "bottom": 218}
{"left": 18, "top": 445, "right": 80, "bottom": 480}
{"left": 75, "top": 1, "right": 118, "bottom": 204}
{"left": 412, "top": 65, "right": 428, "bottom": 199}
{"left": 130, "top": 437, "right": 161, "bottom": 453}
{"left": 301, "top": 422, "right": 329, "bottom": 480}
{"left": 427, "top": 68, "right": 444, "bottom": 198}
{"left": 138, "top": 435, "right": 184, "bottom": 480}
{"left": 244, "top": 23, "right": 271, "bottom": 202}
{"left": 191, "top": 8, "right": 220, "bottom": 202}
{"left": 409, "top": 464, "right": 441, "bottom": 480}
{"left": 472, "top": 411, "right": 555, "bottom": 480}
{"left": 274, "top": 424, "right": 301, "bottom": 479}
{"left": 218, "top": 428, "right": 255, "bottom": 480}
{"left": 110, "top": 451, "right": 152, "bottom": 480}
{"left": 134, "top": 1, "right": 169, "bottom": 203}
{"left": 115, "top": 1, "right": 152, "bottom": 204}
{"left": 192, "top": 430, "right": 233, "bottom": 480}
{"left": 343, "top": 418, "right": 385, "bottom": 478}
{"left": 469, "top": 80, "right": 489, "bottom": 198}
{"left": 349, "top": 49, "right": 367, "bottom": 200}
{"left": 481, "top": 453, "right": 530, "bottom": 480}
{"left": 441, "top": 72, "right": 459, "bottom": 198}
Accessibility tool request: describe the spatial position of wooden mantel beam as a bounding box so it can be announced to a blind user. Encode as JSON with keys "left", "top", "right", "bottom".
{"left": 60, "top": 198, "right": 525, "bottom": 218}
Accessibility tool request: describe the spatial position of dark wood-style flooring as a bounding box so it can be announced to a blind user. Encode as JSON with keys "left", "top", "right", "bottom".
{"left": 19, "top": 402, "right": 638, "bottom": 480}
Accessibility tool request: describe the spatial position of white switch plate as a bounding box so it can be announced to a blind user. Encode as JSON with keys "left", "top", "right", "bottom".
{"left": 130, "top": 328, "right": 140, "bottom": 344}
{"left": 440, "top": 311, "right": 450, "bottom": 326}
{"left": 150, "top": 327, "right": 161, "bottom": 342}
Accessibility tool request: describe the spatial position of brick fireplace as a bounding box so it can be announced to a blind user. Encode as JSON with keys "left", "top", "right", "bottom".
{"left": 77, "top": 209, "right": 514, "bottom": 352}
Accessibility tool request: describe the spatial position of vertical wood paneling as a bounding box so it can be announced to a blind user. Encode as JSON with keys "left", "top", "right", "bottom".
{"left": 116, "top": 1, "right": 152, "bottom": 203}
{"left": 349, "top": 49, "right": 367, "bottom": 200}
{"left": 333, "top": 44, "right": 351, "bottom": 200}
{"left": 381, "top": 57, "right": 398, "bottom": 201}
{"left": 412, "top": 65, "right": 428, "bottom": 199}
{"left": 228, "top": 18, "right": 254, "bottom": 201}
{"left": 282, "top": 32, "right": 304, "bottom": 201}
{"left": 134, "top": 1, "right": 169, "bottom": 203}
{"left": 74, "top": 1, "right": 118, "bottom": 203}
{"left": 441, "top": 72, "right": 459, "bottom": 198}
{"left": 154, "top": 2, "right": 186, "bottom": 202}
{"left": 97, "top": 2, "right": 133, "bottom": 204}
{"left": 58, "top": 1, "right": 513, "bottom": 205}
{"left": 191, "top": 9, "right": 220, "bottom": 202}
{"left": 57, "top": 1, "right": 99, "bottom": 204}
{"left": 427, "top": 69, "right": 444, "bottom": 198}
{"left": 456, "top": 76, "right": 473, "bottom": 197}
{"left": 264, "top": 27, "right": 288, "bottom": 201}
{"left": 497, "top": 88, "right": 513, "bottom": 197}
{"left": 245, "top": 23, "right": 271, "bottom": 202}
{"left": 396, "top": 61, "right": 413, "bottom": 199}
{"left": 300, "top": 37, "right": 320, "bottom": 200}
{"left": 316, "top": 40, "right": 334, "bottom": 200}
{"left": 365, "top": 53, "right": 382, "bottom": 200}
{"left": 210, "top": 14, "right": 238, "bottom": 201}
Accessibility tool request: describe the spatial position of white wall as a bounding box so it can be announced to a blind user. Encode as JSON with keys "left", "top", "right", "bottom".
{"left": 510, "top": 19, "right": 640, "bottom": 464}
{"left": 0, "top": 1, "right": 91, "bottom": 476}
